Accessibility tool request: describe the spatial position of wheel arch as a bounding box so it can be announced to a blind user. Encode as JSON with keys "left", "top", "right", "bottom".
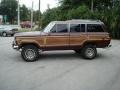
{"left": 19, "top": 43, "right": 40, "bottom": 49}
{"left": 82, "top": 41, "right": 97, "bottom": 47}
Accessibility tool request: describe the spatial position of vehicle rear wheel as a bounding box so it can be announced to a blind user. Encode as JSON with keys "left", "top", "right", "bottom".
{"left": 2, "top": 32, "right": 7, "bottom": 37}
{"left": 21, "top": 45, "right": 39, "bottom": 62}
{"left": 81, "top": 45, "right": 97, "bottom": 59}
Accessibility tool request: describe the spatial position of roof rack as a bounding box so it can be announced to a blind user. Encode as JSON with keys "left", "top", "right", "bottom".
{"left": 66, "top": 19, "right": 101, "bottom": 22}
{"left": 52, "top": 19, "right": 103, "bottom": 24}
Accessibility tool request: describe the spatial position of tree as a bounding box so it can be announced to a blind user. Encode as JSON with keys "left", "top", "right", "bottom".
{"left": 59, "top": 0, "right": 118, "bottom": 11}
{"left": 42, "top": 8, "right": 61, "bottom": 27}
{"left": 33, "top": 10, "right": 40, "bottom": 22}
{"left": 0, "top": 0, "right": 18, "bottom": 24}
{"left": 20, "top": 5, "right": 30, "bottom": 21}
{"left": 42, "top": 0, "right": 120, "bottom": 38}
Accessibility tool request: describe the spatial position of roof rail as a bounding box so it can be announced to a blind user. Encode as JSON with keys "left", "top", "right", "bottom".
{"left": 66, "top": 19, "right": 102, "bottom": 23}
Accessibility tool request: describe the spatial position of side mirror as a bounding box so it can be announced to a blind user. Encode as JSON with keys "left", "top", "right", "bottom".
{"left": 48, "top": 33, "right": 51, "bottom": 36}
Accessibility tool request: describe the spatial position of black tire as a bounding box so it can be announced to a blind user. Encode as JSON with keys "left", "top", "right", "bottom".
{"left": 2, "top": 32, "right": 7, "bottom": 37}
{"left": 11, "top": 34, "right": 14, "bottom": 36}
{"left": 21, "top": 45, "right": 39, "bottom": 62}
{"left": 74, "top": 49, "right": 81, "bottom": 54}
{"left": 81, "top": 45, "right": 97, "bottom": 59}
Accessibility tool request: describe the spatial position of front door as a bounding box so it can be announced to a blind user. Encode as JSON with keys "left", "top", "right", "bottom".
{"left": 45, "top": 24, "right": 69, "bottom": 50}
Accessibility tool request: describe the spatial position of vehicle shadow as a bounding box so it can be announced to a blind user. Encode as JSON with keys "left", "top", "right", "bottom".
{"left": 14, "top": 51, "right": 108, "bottom": 62}
{"left": 37, "top": 51, "right": 107, "bottom": 61}
{"left": 96, "top": 53, "right": 107, "bottom": 59}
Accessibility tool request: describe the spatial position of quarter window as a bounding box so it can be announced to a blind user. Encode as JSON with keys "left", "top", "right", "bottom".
{"left": 87, "top": 24, "right": 104, "bottom": 32}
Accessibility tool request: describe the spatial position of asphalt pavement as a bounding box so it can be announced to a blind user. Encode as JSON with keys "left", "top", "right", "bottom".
{"left": 0, "top": 37, "right": 120, "bottom": 90}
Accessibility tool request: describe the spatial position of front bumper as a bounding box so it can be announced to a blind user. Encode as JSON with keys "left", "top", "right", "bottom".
{"left": 12, "top": 41, "right": 19, "bottom": 50}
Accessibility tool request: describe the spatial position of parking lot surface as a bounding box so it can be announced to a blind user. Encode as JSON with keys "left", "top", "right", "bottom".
{"left": 0, "top": 37, "right": 120, "bottom": 90}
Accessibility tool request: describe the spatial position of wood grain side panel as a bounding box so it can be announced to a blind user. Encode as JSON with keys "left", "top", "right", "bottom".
{"left": 87, "top": 33, "right": 111, "bottom": 47}
{"left": 17, "top": 36, "right": 45, "bottom": 48}
{"left": 70, "top": 33, "right": 88, "bottom": 46}
{"left": 45, "top": 33, "right": 69, "bottom": 47}
{"left": 46, "top": 36, "right": 69, "bottom": 46}
{"left": 87, "top": 32, "right": 110, "bottom": 41}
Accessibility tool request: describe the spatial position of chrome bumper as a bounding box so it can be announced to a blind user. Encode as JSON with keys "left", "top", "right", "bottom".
{"left": 103, "top": 45, "right": 112, "bottom": 49}
{"left": 13, "top": 45, "right": 19, "bottom": 49}
{"left": 12, "top": 42, "right": 19, "bottom": 50}
{"left": 108, "top": 45, "right": 112, "bottom": 48}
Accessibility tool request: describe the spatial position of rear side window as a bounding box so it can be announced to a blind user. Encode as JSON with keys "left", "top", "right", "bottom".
{"left": 87, "top": 24, "right": 104, "bottom": 32}
{"left": 70, "top": 24, "right": 85, "bottom": 32}
{"left": 57, "top": 24, "right": 68, "bottom": 33}
{"left": 70, "top": 24, "right": 80, "bottom": 32}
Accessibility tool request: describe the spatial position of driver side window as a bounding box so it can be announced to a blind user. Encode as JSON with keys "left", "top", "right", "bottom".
{"left": 50, "top": 24, "right": 68, "bottom": 33}
{"left": 51, "top": 24, "right": 56, "bottom": 33}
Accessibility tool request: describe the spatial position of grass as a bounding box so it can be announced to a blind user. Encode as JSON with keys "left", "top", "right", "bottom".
{"left": 18, "top": 25, "right": 42, "bottom": 32}
{"left": 19, "top": 28, "right": 35, "bottom": 32}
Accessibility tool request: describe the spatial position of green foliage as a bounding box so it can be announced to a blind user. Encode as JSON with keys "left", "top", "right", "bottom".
{"left": 0, "top": 0, "right": 119, "bottom": 38}
{"left": 42, "top": 0, "right": 120, "bottom": 39}
{"left": 0, "top": 0, "right": 31, "bottom": 24}
{"left": 20, "top": 5, "right": 31, "bottom": 21}
{"left": 42, "top": 7, "right": 64, "bottom": 27}
{"left": 42, "top": 5, "right": 101, "bottom": 27}
{"left": 0, "top": 0, "right": 18, "bottom": 23}
{"left": 33, "top": 10, "right": 40, "bottom": 22}
{"left": 67, "top": 5, "right": 91, "bottom": 19}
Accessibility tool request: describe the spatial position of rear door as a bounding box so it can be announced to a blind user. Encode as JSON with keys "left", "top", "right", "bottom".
{"left": 69, "top": 24, "right": 87, "bottom": 48}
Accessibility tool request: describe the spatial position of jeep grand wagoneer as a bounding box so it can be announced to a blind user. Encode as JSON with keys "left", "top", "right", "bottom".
{"left": 13, "top": 20, "right": 111, "bottom": 62}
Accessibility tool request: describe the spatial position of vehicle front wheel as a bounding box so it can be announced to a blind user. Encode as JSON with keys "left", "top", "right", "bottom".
{"left": 21, "top": 45, "right": 39, "bottom": 62}
{"left": 2, "top": 32, "right": 7, "bottom": 37}
{"left": 81, "top": 45, "right": 97, "bottom": 59}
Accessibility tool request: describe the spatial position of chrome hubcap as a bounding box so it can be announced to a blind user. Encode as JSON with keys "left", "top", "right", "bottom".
{"left": 85, "top": 48, "right": 94, "bottom": 58}
{"left": 25, "top": 49, "right": 36, "bottom": 60}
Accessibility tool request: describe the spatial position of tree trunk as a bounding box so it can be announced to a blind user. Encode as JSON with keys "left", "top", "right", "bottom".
{"left": 91, "top": 0, "right": 94, "bottom": 12}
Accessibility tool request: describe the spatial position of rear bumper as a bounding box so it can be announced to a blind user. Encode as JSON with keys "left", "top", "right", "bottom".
{"left": 104, "top": 44, "right": 112, "bottom": 48}
{"left": 96, "top": 39, "right": 111, "bottom": 48}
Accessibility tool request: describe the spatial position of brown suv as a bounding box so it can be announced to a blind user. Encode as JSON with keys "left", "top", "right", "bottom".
{"left": 12, "top": 20, "right": 111, "bottom": 62}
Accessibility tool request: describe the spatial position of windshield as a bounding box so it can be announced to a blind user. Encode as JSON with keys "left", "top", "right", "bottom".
{"left": 43, "top": 22, "right": 55, "bottom": 33}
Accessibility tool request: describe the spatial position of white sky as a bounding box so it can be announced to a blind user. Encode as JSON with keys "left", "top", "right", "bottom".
{"left": 20, "top": 0, "right": 58, "bottom": 12}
